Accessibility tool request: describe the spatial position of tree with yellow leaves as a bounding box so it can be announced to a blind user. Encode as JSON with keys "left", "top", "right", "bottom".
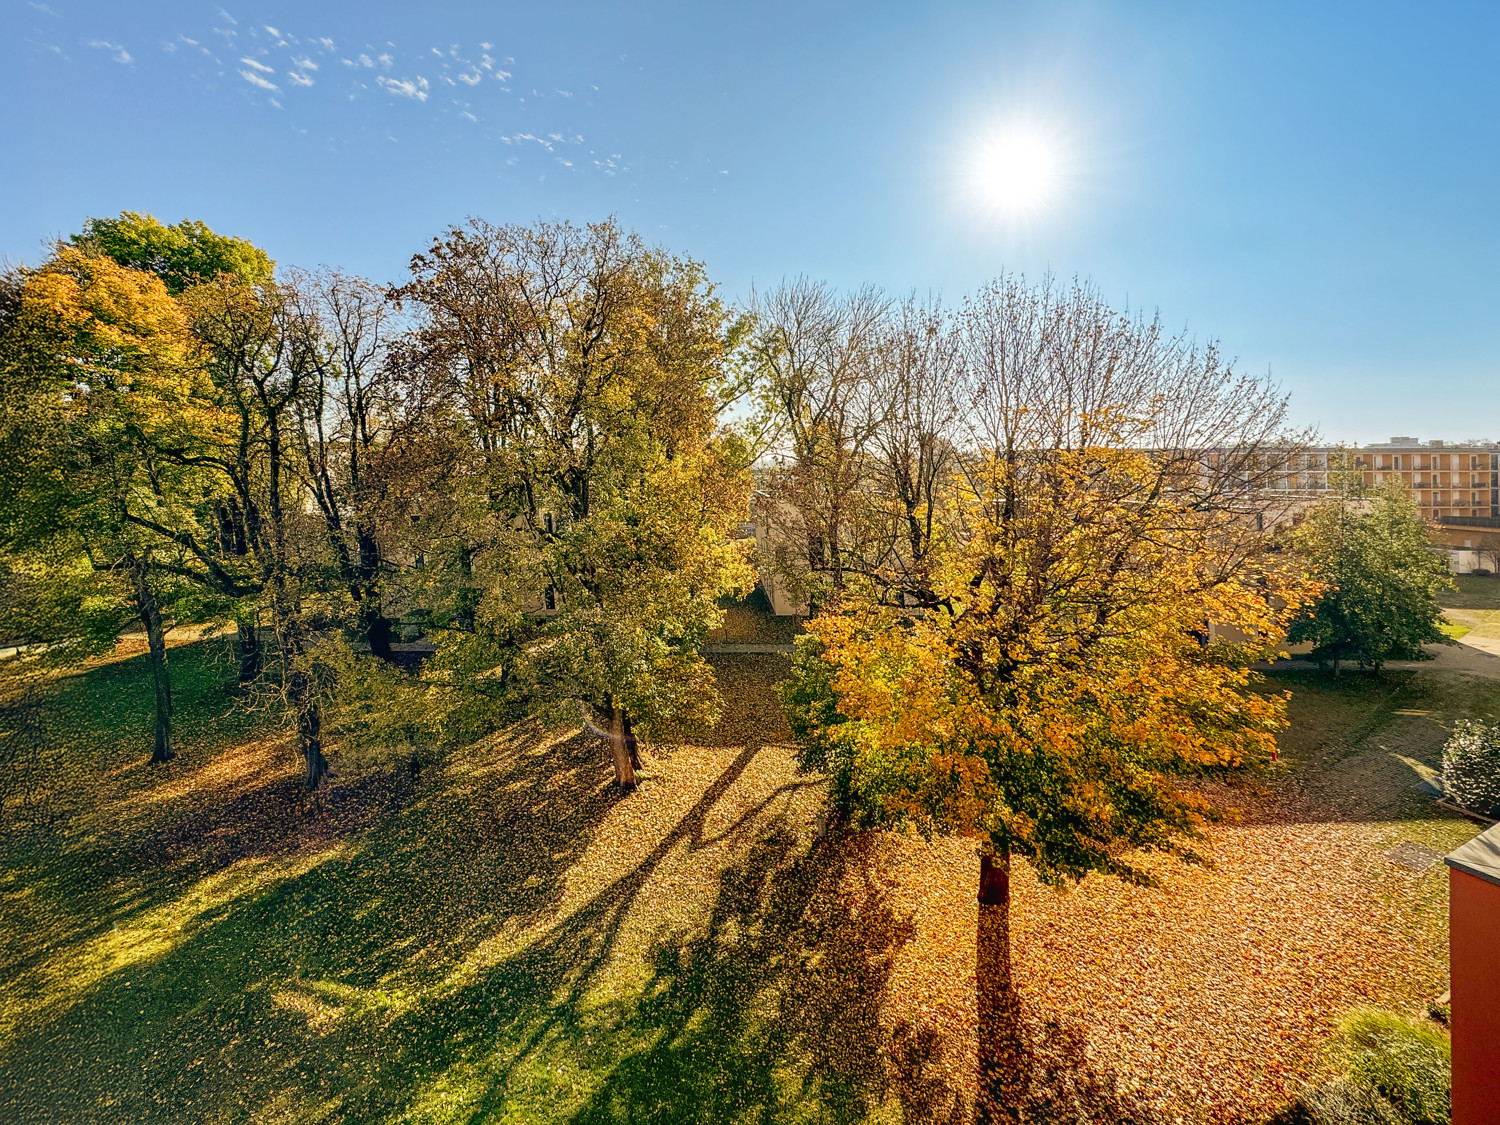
{"left": 0, "top": 246, "right": 222, "bottom": 763}
{"left": 777, "top": 276, "right": 1313, "bottom": 1116}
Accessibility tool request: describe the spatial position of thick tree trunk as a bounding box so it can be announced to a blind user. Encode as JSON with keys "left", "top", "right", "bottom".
{"left": 235, "top": 620, "right": 261, "bottom": 682}
{"left": 977, "top": 848, "right": 1023, "bottom": 1123}
{"left": 609, "top": 705, "right": 637, "bottom": 790}
{"left": 291, "top": 666, "right": 328, "bottom": 789}
{"left": 363, "top": 604, "right": 394, "bottom": 662}
{"left": 128, "top": 554, "right": 174, "bottom": 764}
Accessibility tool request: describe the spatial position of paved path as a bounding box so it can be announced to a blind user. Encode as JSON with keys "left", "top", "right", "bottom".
{"left": 1267, "top": 637, "right": 1500, "bottom": 680}
{"left": 1443, "top": 608, "right": 1500, "bottom": 659}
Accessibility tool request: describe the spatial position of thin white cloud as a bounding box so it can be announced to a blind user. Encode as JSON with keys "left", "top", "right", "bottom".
{"left": 287, "top": 71, "right": 314, "bottom": 87}
{"left": 376, "top": 52, "right": 392, "bottom": 68}
{"left": 457, "top": 70, "right": 481, "bottom": 86}
{"left": 460, "top": 110, "right": 477, "bottom": 122}
{"left": 88, "top": 40, "right": 133, "bottom": 64}
{"left": 290, "top": 54, "right": 317, "bottom": 70}
{"left": 316, "top": 37, "right": 335, "bottom": 50}
{"left": 240, "top": 55, "right": 273, "bottom": 72}
{"left": 218, "top": 8, "right": 237, "bottom": 25}
{"left": 377, "top": 74, "right": 428, "bottom": 101}
{"left": 240, "top": 67, "right": 278, "bottom": 90}
{"left": 264, "top": 26, "right": 280, "bottom": 37}
{"left": 357, "top": 52, "right": 373, "bottom": 67}
{"left": 29, "top": 1, "right": 57, "bottom": 14}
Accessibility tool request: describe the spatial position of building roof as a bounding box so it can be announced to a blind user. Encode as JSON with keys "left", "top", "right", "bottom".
{"left": 1446, "top": 822, "right": 1500, "bottom": 889}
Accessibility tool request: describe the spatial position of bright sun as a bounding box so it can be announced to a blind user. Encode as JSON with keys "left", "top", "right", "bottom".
{"left": 966, "top": 126, "right": 1062, "bottom": 218}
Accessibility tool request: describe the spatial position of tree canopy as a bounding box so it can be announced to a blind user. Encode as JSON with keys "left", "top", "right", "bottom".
{"left": 1288, "top": 476, "right": 1453, "bottom": 673}
{"left": 768, "top": 276, "right": 1313, "bottom": 1110}
{"left": 73, "top": 211, "right": 274, "bottom": 295}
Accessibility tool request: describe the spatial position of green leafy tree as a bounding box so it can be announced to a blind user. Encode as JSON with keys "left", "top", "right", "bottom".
{"left": 73, "top": 212, "right": 273, "bottom": 295}
{"left": 1288, "top": 477, "right": 1453, "bottom": 674}
{"left": 393, "top": 218, "right": 755, "bottom": 787}
{"left": 79, "top": 212, "right": 277, "bottom": 677}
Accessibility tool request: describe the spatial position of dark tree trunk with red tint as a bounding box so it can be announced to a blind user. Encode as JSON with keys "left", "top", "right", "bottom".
{"left": 235, "top": 620, "right": 261, "bottom": 682}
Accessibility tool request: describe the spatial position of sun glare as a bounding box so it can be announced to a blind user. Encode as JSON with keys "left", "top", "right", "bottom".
{"left": 964, "top": 124, "right": 1065, "bottom": 220}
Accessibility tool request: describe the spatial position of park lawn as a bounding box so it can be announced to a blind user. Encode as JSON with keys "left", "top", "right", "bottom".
{"left": 2, "top": 640, "right": 1495, "bottom": 1124}
{"left": 1438, "top": 573, "right": 1500, "bottom": 610}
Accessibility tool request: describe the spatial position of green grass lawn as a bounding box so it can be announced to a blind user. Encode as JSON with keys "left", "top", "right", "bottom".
{"left": 1, "top": 642, "right": 889, "bottom": 1124}
{"left": 1438, "top": 573, "right": 1500, "bottom": 610}
{"left": 0, "top": 639, "right": 1492, "bottom": 1124}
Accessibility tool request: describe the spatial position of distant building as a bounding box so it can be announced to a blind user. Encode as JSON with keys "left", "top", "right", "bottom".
{"left": 1262, "top": 438, "right": 1499, "bottom": 522}
{"left": 1258, "top": 438, "right": 1500, "bottom": 572}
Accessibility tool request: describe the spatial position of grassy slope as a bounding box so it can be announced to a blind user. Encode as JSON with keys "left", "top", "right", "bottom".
{"left": 1, "top": 640, "right": 1494, "bottom": 1124}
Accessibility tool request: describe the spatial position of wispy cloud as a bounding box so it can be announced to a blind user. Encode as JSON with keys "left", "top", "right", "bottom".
{"left": 378, "top": 74, "right": 428, "bottom": 101}
{"left": 290, "top": 55, "right": 317, "bottom": 71}
{"left": 88, "top": 40, "right": 133, "bottom": 64}
{"left": 287, "top": 70, "right": 314, "bottom": 87}
{"left": 240, "top": 67, "right": 278, "bottom": 91}
{"left": 240, "top": 55, "right": 273, "bottom": 72}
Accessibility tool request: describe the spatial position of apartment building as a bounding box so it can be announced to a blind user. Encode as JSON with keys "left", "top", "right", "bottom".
{"left": 1269, "top": 438, "right": 1500, "bottom": 522}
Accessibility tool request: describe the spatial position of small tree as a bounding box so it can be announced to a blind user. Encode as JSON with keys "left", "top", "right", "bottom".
{"left": 1288, "top": 478, "right": 1453, "bottom": 674}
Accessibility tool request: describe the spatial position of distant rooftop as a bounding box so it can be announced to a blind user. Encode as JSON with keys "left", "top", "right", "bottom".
{"left": 1363, "top": 437, "right": 1498, "bottom": 450}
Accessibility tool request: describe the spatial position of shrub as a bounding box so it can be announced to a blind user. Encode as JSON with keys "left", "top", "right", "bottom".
{"left": 1274, "top": 1078, "right": 1403, "bottom": 1125}
{"left": 1442, "top": 719, "right": 1500, "bottom": 817}
{"left": 1330, "top": 1009, "right": 1450, "bottom": 1125}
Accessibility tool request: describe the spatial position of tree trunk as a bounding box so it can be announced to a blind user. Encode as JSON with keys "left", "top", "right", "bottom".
{"left": 977, "top": 847, "right": 1023, "bottom": 1123}
{"left": 608, "top": 703, "right": 637, "bottom": 789}
{"left": 622, "top": 709, "right": 642, "bottom": 773}
{"left": 290, "top": 665, "right": 328, "bottom": 789}
{"left": 235, "top": 620, "right": 261, "bottom": 682}
{"left": 363, "top": 604, "right": 394, "bottom": 662}
{"left": 128, "top": 554, "right": 174, "bottom": 764}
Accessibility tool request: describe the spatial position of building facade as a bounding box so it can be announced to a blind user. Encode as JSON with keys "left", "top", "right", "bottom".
{"left": 1267, "top": 438, "right": 1500, "bottom": 522}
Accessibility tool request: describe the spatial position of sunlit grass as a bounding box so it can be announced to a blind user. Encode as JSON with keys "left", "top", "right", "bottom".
{"left": 0, "top": 641, "right": 1492, "bottom": 1123}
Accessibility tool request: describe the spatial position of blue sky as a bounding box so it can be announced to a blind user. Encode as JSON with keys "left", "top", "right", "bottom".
{"left": 6, "top": 0, "right": 1500, "bottom": 443}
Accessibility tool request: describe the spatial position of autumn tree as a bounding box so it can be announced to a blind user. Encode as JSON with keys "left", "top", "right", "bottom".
{"left": 392, "top": 218, "right": 754, "bottom": 787}
{"left": 0, "top": 247, "right": 219, "bottom": 763}
{"left": 284, "top": 268, "right": 409, "bottom": 661}
{"left": 777, "top": 275, "right": 1312, "bottom": 1114}
{"left": 79, "top": 212, "right": 276, "bottom": 680}
{"left": 1288, "top": 478, "right": 1453, "bottom": 674}
{"left": 749, "top": 280, "right": 889, "bottom": 605}
{"left": 176, "top": 274, "right": 340, "bottom": 785}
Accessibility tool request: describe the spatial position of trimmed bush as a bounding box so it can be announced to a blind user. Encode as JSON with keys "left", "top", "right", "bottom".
{"left": 1442, "top": 719, "right": 1500, "bottom": 817}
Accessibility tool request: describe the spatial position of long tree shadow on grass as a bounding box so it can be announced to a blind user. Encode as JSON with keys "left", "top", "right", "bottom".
{"left": 558, "top": 829, "right": 918, "bottom": 1125}
{"left": 1215, "top": 667, "right": 1500, "bottom": 827}
{"left": 0, "top": 700, "right": 638, "bottom": 1121}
